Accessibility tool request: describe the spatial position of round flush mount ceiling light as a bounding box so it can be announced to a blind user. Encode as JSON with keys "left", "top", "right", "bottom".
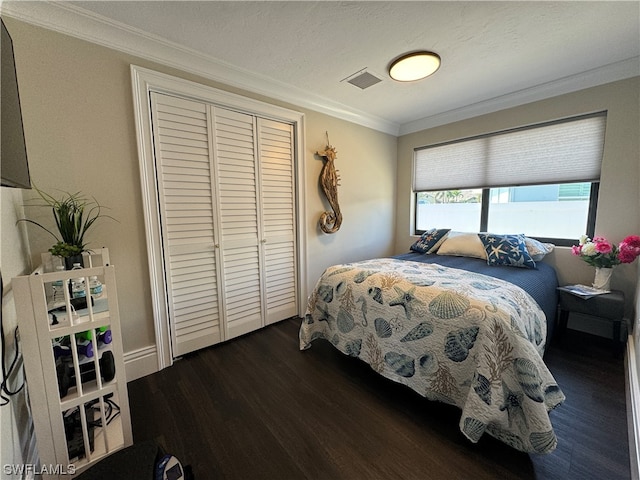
{"left": 388, "top": 51, "right": 441, "bottom": 82}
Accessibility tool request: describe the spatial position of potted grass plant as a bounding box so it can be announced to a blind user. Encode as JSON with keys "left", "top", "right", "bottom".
{"left": 19, "top": 187, "right": 114, "bottom": 269}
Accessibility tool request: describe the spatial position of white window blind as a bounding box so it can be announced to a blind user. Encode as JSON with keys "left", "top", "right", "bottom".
{"left": 413, "top": 112, "right": 607, "bottom": 192}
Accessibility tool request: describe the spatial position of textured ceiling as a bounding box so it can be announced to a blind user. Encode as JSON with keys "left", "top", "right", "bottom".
{"left": 7, "top": 1, "right": 640, "bottom": 134}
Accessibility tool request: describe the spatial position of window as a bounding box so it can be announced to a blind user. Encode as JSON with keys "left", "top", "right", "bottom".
{"left": 413, "top": 112, "right": 606, "bottom": 245}
{"left": 416, "top": 189, "right": 481, "bottom": 232}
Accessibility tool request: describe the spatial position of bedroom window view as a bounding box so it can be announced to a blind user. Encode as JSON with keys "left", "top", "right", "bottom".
{"left": 413, "top": 112, "right": 606, "bottom": 244}
{"left": 487, "top": 183, "right": 592, "bottom": 239}
{"left": 416, "top": 182, "right": 595, "bottom": 241}
{"left": 416, "top": 188, "right": 481, "bottom": 231}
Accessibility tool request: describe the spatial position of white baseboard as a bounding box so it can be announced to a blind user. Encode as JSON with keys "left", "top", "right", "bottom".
{"left": 124, "top": 345, "right": 159, "bottom": 382}
{"left": 626, "top": 334, "right": 640, "bottom": 480}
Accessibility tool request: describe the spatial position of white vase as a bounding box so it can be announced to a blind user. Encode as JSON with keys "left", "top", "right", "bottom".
{"left": 593, "top": 267, "right": 613, "bottom": 291}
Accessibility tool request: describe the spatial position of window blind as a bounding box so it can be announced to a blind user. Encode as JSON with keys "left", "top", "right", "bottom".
{"left": 413, "top": 112, "right": 606, "bottom": 192}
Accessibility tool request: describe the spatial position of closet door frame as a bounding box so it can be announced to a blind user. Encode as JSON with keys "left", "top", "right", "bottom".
{"left": 131, "top": 65, "right": 307, "bottom": 370}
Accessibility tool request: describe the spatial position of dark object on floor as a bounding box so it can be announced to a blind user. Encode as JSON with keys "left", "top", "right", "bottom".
{"left": 64, "top": 404, "right": 95, "bottom": 460}
{"left": 73, "top": 440, "right": 194, "bottom": 480}
{"left": 57, "top": 350, "right": 116, "bottom": 397}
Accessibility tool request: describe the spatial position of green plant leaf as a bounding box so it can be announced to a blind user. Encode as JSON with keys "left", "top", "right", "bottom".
{"left": 18, "top": 185, "right": 115, "bottom": 253}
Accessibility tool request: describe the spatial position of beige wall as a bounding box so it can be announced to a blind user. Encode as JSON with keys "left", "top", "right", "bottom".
{"left": 636, "top": 158, "right": 640, "bottom": 377}
{"left": 304, "top": 110, "right": 397, "bottom": 288}
{"left": 0, "top": 187, "right": 33, "bottom": 469}
{"left": 396, "top": 77, "right": 640, "bottom": 322}
{"left": 5, "top": 18, "right": 398, "bottom": 353}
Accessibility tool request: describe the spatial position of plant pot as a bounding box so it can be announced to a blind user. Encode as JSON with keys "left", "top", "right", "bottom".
{"left": 592, "top": 267, "right": 613, "bottom": 291}
{"left": 64, "top": 254, "right": 84, "bottom": 270}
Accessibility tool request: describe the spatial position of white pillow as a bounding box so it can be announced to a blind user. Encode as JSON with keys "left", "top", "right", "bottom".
{"left": 524, "top": 237, "right": 555, "bottom": 261}
{"left": 436, "top": 232, "right": 487, "bottom": 259}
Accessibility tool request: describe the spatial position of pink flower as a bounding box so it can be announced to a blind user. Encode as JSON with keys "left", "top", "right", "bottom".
{"left": 619, "top": 236, "right": 640, "bottom": 263}
{"left": 618, "top": 249, "right": 638, "bottom": 264}
{"left": 594, "top": 240, "right": 612, "bottom": 254}
{"left": 571, "top": 245, "right": 582, "bottom": 256}
{"left": 622, "top": 235, "right": 640, "bottom": 248}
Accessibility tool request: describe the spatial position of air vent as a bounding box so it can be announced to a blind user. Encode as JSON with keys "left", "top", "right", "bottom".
{"left": 343, "top": 70, "right": 383, "bottom": 90}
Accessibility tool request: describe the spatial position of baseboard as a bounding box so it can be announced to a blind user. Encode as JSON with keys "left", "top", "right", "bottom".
{"left": 124, "top": 345, "right": 159, "bottom": 382}
{"left": 626, "top": 334, "right": 640, "bottom": 480}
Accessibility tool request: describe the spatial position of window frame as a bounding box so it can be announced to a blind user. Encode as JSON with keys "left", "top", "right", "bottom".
{"left": 414, "top": 182, "right": 599, "bottom": 247}
{"left": 412, "top": 112, "right": 606, "bottom": 247}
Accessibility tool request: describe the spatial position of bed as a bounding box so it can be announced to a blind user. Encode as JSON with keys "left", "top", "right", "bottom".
{"left": 299, "top": 231, "right": 565, "bottom": 454}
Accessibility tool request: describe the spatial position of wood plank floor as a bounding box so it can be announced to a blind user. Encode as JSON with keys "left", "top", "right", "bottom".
{"left": 129, "top": 318, "right": 631, "bottom": 480}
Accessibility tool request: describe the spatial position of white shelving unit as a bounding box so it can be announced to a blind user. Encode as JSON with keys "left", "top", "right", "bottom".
{"left": 13, "top": 253, "right": 132, "bottom": 479}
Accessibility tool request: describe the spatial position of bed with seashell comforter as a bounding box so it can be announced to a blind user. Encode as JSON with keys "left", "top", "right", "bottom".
{"left": 299, "top": 255, "right": 565, "bottom": 454}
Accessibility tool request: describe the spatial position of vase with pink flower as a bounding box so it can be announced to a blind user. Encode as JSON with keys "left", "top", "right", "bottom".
{"left": 571, "top": 234, "right": 640, "bottom": 290}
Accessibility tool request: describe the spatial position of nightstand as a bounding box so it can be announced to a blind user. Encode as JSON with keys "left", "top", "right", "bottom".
{"left": 557, "top": 289, "right": 625, "bottom": 355}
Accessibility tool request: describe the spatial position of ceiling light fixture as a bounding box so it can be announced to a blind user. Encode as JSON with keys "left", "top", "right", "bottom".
{"left": 388, "top": 51, "right": 441, "bottom": 82}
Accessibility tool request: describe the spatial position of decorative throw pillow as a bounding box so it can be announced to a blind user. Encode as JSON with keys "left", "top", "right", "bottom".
{"left": 410, "top": 228, "right": 450, "bottom": 254}
{"left": 436, "top": 232, "right": 487, "bottom": 259}
{"left": 478, "top": 233, "right": 537, "bottom": 269}
{"left": 523, "top": 237, "right": 555, "bottom": 261}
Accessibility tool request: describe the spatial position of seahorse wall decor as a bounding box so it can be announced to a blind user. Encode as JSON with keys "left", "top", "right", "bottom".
{"left": 316, "top": 132, "right": 342, "bottom": 234}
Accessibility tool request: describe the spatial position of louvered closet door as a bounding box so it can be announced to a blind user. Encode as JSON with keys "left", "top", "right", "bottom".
{"left": 211, "top": 107, "right": 263, "bottom": 339}
{"left": 150, "top": 93, "right": 223, "bottom": 357}
{"left": 257, "top": 118, "right": 298, "bottom": 324}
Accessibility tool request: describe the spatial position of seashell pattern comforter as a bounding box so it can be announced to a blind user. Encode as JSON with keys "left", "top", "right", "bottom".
{"left": 299, "top": 258, "right": 565, "bottom": 454}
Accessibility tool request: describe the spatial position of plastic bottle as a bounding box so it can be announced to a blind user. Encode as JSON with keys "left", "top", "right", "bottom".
{"left": 89, "top": 276, "right": 103, "bottom": 297}
{"left": 52, "top": 266, "right": 65, "bottom": 287}
{"left": 72, "top": 278, "right": 86, "bottom": 298}
{"left": 71, "top": 263, "right": 86, "bottom": 298}
{"left": 52, "top": 265, "right": 65, "bottom": 301}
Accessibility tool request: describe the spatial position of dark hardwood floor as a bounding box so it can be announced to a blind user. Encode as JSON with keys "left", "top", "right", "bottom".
{"left": 129, "top": 318, "right": 631, "bottom": 480}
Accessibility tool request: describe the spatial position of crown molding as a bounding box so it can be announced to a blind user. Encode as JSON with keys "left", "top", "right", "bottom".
{"left": 1, "top": 1, "right": 400, "bottom": 135}
{"left": 3, "top": 1, "right": 637, "bottom": 138}
{"left": 399, "top": 56, "right": 640, "bottom": 136}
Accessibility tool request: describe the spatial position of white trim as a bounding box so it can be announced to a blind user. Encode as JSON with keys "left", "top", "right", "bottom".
{"left": 399, "top": 57, "right": 640, "bottom": 135}
{"left": 124, "top": 345, "right": 159, "bottom": 382}
{"left": 295, "top": 117, "right": 308, "bottom": 320}
{"left": 1, "top": 0, "right": 398, "bottom": 135}
{"left": 130, "top": 65, "right": 307, "bottom": 371}
{"left": 626, "top": 335, "right": 640, "bottom": 480}
{"left": 4, "top": 1, "right": 636, "bottom": 137}
{"left": 130, "top": 67, "right": 173, "bottom": 371}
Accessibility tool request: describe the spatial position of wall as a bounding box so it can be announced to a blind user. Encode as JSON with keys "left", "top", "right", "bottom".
{"left": 0, "top": 187, "right": 36, "bottom": 475}
{"left": 636, "top": 166, "right": 640, "bottom": 389}
{"left": 633, "top": 174, "right": 640, "bottom": 479}
{"left": 396, "top": 77, "right": 640, "bottom": 331}
{"left": 304, "top": 110, "right": 397, "bottom": 290}
{"left": 3, "top": 17, "right": 398, "bottom": 357}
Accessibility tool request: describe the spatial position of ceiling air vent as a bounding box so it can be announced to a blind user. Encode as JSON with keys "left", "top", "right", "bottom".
{"left": 343, "top": 69, "right": 383, "bottom": 90}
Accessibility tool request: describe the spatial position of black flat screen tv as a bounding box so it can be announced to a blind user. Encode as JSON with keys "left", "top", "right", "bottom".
{"left": 1, "top": 17, "right": 31, "bottom": 189}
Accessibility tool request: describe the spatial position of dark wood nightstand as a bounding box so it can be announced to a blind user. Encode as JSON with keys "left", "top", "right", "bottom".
{"left": 557, "top": 289, "right": 625, "bottom": 356}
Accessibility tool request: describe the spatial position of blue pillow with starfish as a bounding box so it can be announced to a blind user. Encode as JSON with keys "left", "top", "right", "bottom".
{"left": 410, "top": 228, "right": 451, "bottom": 254}
{"left": 478, "top": 233, "right": 537, "bottom": 269}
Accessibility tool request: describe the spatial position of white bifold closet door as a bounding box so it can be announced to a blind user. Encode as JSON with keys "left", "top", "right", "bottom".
{"left": 212, "top": 107, "right": 263, "bottom": 339}
{"left": 151, "top": 93, "right": 223, "bottom": 356}
{"left": 258, "top": 118, "right": 298, "bottom": 325}
{"left": 150, "top": 92, "right": 297, "bottom": 357}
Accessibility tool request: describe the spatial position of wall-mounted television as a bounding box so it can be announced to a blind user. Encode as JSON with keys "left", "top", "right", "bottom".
{"left": 1, "top": 17, "right": 31, "bottom": 189}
